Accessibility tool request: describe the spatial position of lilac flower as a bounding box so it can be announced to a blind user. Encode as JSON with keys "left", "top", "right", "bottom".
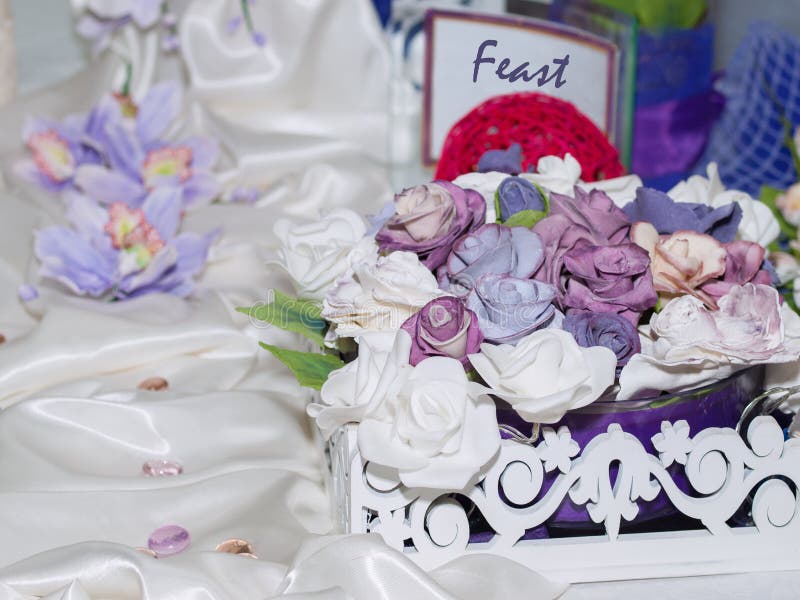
{"left": 561, "top": 242, "right": 657, "bottom": 325}
{"left": 75, "top": 82, "right": 221, "bottom": 209}
{"left": 400, "top": 297, "right": 483, "bottom": 368}
{"left": 76, "top": 0, "right": 164, "bottom": 56}
{"left": 497, "top": 176, "right": 546, "bottom": 221}
{"left": 564, "top": 311, "right": 640, "bottom": 374}
{"left": 13, "top": 103, "right": 114, "bottom": 192}
{"left": 437, "top": 223, "right": 544, "bottom": 296}
{"left": 34, "top": 190, "right": 217, "bottom": 299}
{"left": 623, "top": 187, "right": 742, "bottom": 243}
{"left": 477, "top": 144, "right": 522, "bottom": 174}
{"left": 376, "top": 181, "right": 485, "bottom": 270}
{"left": 466, "top": 274, "right": 557, "bottom": 344}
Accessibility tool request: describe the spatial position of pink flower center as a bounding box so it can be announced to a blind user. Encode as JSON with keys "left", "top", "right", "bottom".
{"left": 142, "top": 146, "right": 193, "bottom": 188}
{"left": 28, "top": 130, "right": 75, "bottom": 183}
{"left": 104, "top": 202, "right": 165, "bottom": 268}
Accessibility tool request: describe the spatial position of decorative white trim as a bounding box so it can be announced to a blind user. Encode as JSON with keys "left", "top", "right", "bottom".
{"left": 328, "top": 416, "right": 800, "bottom": 583}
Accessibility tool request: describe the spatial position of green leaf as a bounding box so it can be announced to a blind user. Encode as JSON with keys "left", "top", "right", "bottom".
{"left": 237, "top": 290, "right": 327, "bottom": 346}
{"left": 760, "top": 185, "right": 797, "bottom": 241}
{"left": 503, "top": 209, "right": 548, "bottom": 228}
{"left": 593, "top": 0, "right": 706, "bottom": 30}
{"left": 260, "top": 343, "right": 344, "bottom": 390}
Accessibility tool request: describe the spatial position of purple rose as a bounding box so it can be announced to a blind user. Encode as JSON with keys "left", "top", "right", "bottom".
{"left": 563, "top": 311, "right": 640, "bottom": 374}
{"left": 376, "top": 181, "right": 485, "bottom": 270}
{"left": 400, "top": 297, "right": 483, "bottom": 367}
{"left": 561, "top": 242, "right": 657, "bottom": 324}
{"left": 477, "top": 143, "right": 522, "bottom": 174}
{"left": 700, "top": 240, "right": 772, "bottom": 301}
{"left": 437, "top": 223, "right": 544, "bottom": 296}
{"left": 622, "top": 187, "right": 742, "bottom": 243}
{"left": 533, "top": 187, "right": 631, "bottom": 294}
{"left": 466, "top": 273, "right": 557, "bottom": 344}
{"left": 497, "top": 177, "right": 546, "bottom": 221}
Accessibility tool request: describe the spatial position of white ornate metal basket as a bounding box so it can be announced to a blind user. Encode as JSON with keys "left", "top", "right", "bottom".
{"left": 324, "top": 373, "right": 800, "bottom": 583}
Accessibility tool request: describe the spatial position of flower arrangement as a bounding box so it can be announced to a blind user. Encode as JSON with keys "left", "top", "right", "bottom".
{"left": 14, "top": 81, "right": 220, "bottom": 301}
{"left": 246, "top": 151, "right": 800, "bottom": 490}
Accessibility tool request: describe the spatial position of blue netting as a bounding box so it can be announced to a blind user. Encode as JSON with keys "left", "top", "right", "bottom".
{"left": 700, "top": 21, "right": 800, "bottom": 195}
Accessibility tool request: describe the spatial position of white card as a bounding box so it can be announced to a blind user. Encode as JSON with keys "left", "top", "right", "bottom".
{"left": 423, "top": 9, "right": 618, "bottom": 164}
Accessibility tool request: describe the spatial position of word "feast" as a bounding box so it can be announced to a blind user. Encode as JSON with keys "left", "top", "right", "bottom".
{"left": 472, "top": 40, "right": 569, "bottom": 87}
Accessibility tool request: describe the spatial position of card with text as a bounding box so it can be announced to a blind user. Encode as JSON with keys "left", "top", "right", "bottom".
{"left": 423, "top": 9, "right": 619, "bottom": 165}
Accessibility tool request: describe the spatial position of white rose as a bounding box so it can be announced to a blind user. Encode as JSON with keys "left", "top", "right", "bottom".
{"left": 307, "top": 331, "right": 412, "bottom": 439}
{"left": 273, "top": 208, "right": 367, "bottom": 300}
{"left": 322, "top": 250, "right": 444, "bottom": 337}
{"left": 469, "top": 329, "right": 616, "bottom": 424}
{"left": 770, "top": 251, "right": 800, "bottom": 285}
{"left": 357, "top": 352, "right": 500, "bottom": 489}
{"left": 668, "top": 163, "right": 780, "bottom": 248}
{"left": 452, "top": 171, "right": 507, "bottom": 223}
{"left": 619, "top": 285, "right": 800, "bottom": 399}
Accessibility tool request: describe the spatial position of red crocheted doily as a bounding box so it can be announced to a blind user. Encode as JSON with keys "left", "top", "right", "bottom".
{"left": 434, "top": 92, "right": 625, "bottom": 182}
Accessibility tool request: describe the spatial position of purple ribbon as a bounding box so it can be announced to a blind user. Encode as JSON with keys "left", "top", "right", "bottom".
{"left": 632, "top": 89, "right": 725, "bottom": 179}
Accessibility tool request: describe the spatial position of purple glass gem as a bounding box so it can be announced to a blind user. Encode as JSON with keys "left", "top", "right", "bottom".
{"left": 142, "top": 460, "right": 183, "bottom": 477}
{"left": 148, "top": 525, "right": 190, "bottom": 557}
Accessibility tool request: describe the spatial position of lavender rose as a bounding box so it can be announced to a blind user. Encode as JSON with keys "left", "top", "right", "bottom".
{"left": 400, "top": 296, "right": 483, "bottom": 367}
{"left": 376, "top": 181, "right": 485, "bottom": 270}
{"left": 533, "top": 187, "right": 631, "bottom": 296}
{"left": 561, "top": 242, "right": 657, "bottom": 324}
{"left": 466, "top": 273, "right": 557, "bottom": 344}
{"left": 623, "top": 187, "right": 742, "bottom": 243}
{"left": 497, "top": 176, "right": 546, "bottom": 221}
{"left": 477, "top": 143, "right": 522, "bottom": 174}
{"left": 700, "top": 240, "right": 772, "bottom": 302}
{"left": 564, "top": 311, "right": 640, "bottom": 374}
{"left": 437, "top": 223, "right": 544, "bottom": 296}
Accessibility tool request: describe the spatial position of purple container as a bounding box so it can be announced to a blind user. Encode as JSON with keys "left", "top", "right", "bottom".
{"left": 494, "top": 366, "right": 764, "bottom": 536}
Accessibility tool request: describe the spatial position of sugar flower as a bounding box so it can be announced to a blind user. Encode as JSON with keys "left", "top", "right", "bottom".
{"left": 437, "top": 223, "right": 544, "bottom": 296}
{"left": 618, "top": 284, "right": 800, "bottom": 399}
{"left": 700, "top": 240, "right": 772, "bottom": 302}
{"left": 74, "top": 0, "right": 165, "bottom": 55}
{"left": 623, "top": 187, "right": 742, "bottom": 243}
{"left": 376, "top": 181, "right": 485, "bottom": 270}
{"left": 465, "top": 273, "right": 557, "bottom": 344}
{"left": 776, "top": 183, "right": 800, "bottom": 227}
{"left": 358, "top": 347, "right": 500, "bottom": 490}
{"left": 533, "top": 187, "right": 630, "bottom": 295}
{"left": 13, "top": 102, "right": 115, "bottom": 192}
{"left": 477, "top": 143, "right": 522, "bottom": 174}
{"left": 669, "top": 163, "right": 780, "bottom": 248}
{"left": 272, "top": 208, "right": 368, "bottom": 300}
{"left": 563, "top": 311, "right": 640, "bottom": 374}
{"left": 308, "top": 331, "right": 411, "bottom": 439}
{"left": 75, "top": 82, "right": 220, "bottom": 209}
{"left": 631, "top": 222, "right": 726, "bottom": 308}
{"left": 496, "top": 176, "right": 546, "bottom": 221}
{"left": 35, "top": 190, "right": 217, "bottom": 299}
{"left": 400, "top": 296, "right": 483, "bottom": 367}
{"left": 561, "top": 242, "right": 657, "bottom": 324}
{"left": 322, "top": 250, "right": 444, "bottom": 338}
{"left": 469, "top": 328, "right": 616, "bottom": 424}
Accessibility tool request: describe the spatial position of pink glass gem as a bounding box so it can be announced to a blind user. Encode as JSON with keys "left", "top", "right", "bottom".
{"left": 142, "top": 460, "right": 183, "bottom": 477}
{"left": 148, "top": 525, "right": 190, "bottom": 557}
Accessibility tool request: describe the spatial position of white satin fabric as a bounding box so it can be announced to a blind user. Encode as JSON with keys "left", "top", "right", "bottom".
{"left": 0, "top": 2, "right": 564, "bottom": 599}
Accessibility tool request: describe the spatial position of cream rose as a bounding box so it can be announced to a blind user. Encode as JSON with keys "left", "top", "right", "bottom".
{"left": 307, "top": 331, "right": 412, "bottom": 439}
{"left": 322, "top": 250, "right": 444, "bottom": 337}
{"left": 668, "top": 163, "right": 780, "bottom": 248}
{"left": 273, "top": 208, "right": 368, "bottom": 300}
{"left": 469, "top": 329, "right": 616, "bottom": 424}
{"left": 357, "top": 352, "right": 500, "bottom": 489}
{"left": 631, "top": 221, "right": 726, "bottom": 305}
